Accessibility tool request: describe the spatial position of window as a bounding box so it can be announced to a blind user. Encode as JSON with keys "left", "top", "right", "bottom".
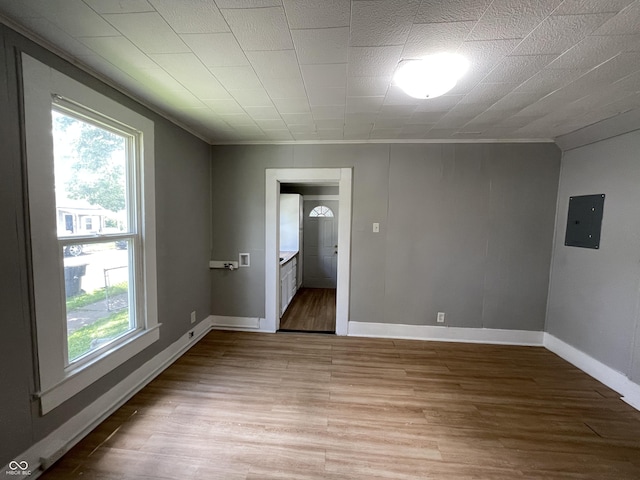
{"left": 309, "top": 205, "right": 334, "bottom": 217}
{"left": 52, "top": 104, "right": 138, "bottom": 364}
{"left": 22, "top": 54, "right": 158, "bottom": 414}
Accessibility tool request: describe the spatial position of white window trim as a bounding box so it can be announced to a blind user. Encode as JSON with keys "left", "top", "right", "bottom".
{"left": 22, "top": 54, "right": 158, "bottom": 415}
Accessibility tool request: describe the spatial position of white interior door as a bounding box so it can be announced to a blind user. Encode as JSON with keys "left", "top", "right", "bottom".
{"left": 303, "top": 200, "right": 338, "bottom": 288}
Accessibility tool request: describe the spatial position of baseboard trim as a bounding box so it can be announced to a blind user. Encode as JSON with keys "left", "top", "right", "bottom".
{"left": 210, "top": 315, "right": 272, "bottom": 332}
{"left": 347, "top": 321, "right": 544, "bottom": 346}
{"left": 544, "top": 333, "right": 640, "bottom": 411}
{"left": 3, "top": 317, "right": 213, "bottom": 478}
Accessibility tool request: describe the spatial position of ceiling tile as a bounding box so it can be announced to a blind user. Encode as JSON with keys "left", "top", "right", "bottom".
{"left": 221, "top": 6, "right": 293, "bottom": 51}
{"left": 378, "top": 104, "right": 416, "bottom": 117}
{"left": 221, "top": 113, "right": 258, "bottom": 126}
{"left": 344, "top": 123, "right": 373, "bottom": 138}
{"left": 246, "top": 50, "right": 301, "bottom": 79}
{"left": 301, "top": 63, "right": 347, "bottom": 88}
{"left": 350, "top": 0, "right": 420, "bottom": 47}
{"left": 204, "top": 99, "right": 247, "bottom": 115}
{"left": 562, "top": 51, "right": 640, "bottom": 93}
{"left": 347, "top": 76, "right": 391, "bottom": 96}
{"left": 231, "top": 89, "right": 274, "bottom": 107}
{"left": 317, "top": 128, "right": 344, "bottom": 140}
{"left": 151, "top": 52, "right": 231, "bottom": 98}
{"left": 460, "top": 82, "right": 517, "bottom": 106}
{"left": 403, "top": 21, "right": 474, "bottom": 58}
{"left": 514, "top": 67, "right": 589, "bottom": 94}
{"left": 311, "top": 105, "right": 345, "bottom": 119}
{"left": 215, "top": 0, "right": 282, "bottom": 7}
{"left": 382, "top": 86, "right": 421, "bottom": 106}
{"left": 181, "top": 33, "right": 249, "bottom": 67}
{"left": 346, "top": 96, "right": 384, "bottom": 114}
{"left": 487, "top": 92, "right": 546, "bottom": 112}
{"left": 291, "top": 27, "right": 349, "bottom": 64}
{"left": 244, "top": 105, "right": 281, "bottom": 119}
{"left": 348, "top": 46, "right": 404, "bottom": 77}
{"left": 450, "top": 39, "right": 522, "bottom": 94}
{"left": 467, "top": 0, "right": 564, "bottom": 41}
{"left": 307, "top": 87, "right": 346, "bottom": 106}
{"left": 482, "top": 55, "right": 557, "bottom": 84}
{"left": 612, "top": 69, "right": 640, "bottom": 91}
{"left": 370, "top": 128, "right": 401, "bottom": 139}
{"left": 84, "top": 0, "right": 154, "bottom": 14}
{"left": 17, "top": 17, "right": 95, "bottom": 56}
{"left": 288, "top": 124, "right": 317, "bottom": 133}
{"left": 415, "top": 0, "right": 492, "bottom": 23}
{"left": 552, "top": 0, "right": 635, "bottom": 15}
{"left": 281, "top": 113, "right": 314, "bottom": 125}
{"left": 150, "top": 0, "right": 229, "bottom": 33}
{"left": 272, "top": 97, "right": 311, "bottom": 114}
{"left": 255, "top": 118, "right": 287, "bottom": 130}
{"left": 78, "top": 36, "right": 157, "bottom": 70}
{"left": 282, "top": 0, "right": 350, "bottom": 28}
{"left": 546, "top": 34, "right": 640, "bottom": 69}
{"left": 264, "top": 130, "right": 295, "bottom": 140}
{"left": 261, "top": 75, "right": 307, "bottom": 99}
{"left": 315, "top": 119, "right": 344, "bottom": 129}
{"left": 593, "top": 0, "right": 640, "bottom": 35}
{"left": 127, "top": 67, "right": 189, "bottom": 94}
{"left": 414, "top": 95, "right": 463, "bottom": 112}
{"left": 27, "top": 0, "right": 120, "bottom": 37}
{"left": 210, "top": 65, "right": 263, "bottom": 90}
{"left": 407, "top": 111, "right": 445, "bottom": 124}
{"left": 511, "top": 13, "right": 614, "bottom": 56}
{"left": 103, "top": 12, "right": 189, "bottom": 53}
{"left": 346, "top": 112, "right": 378, "bottom": 124}
{"left": 400, "top": 124, "right": 435, "bottom": 136}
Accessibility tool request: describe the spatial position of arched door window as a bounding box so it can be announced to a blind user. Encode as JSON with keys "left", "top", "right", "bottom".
{"left": 309, "top": 205, "right": 334, "bottom": 217}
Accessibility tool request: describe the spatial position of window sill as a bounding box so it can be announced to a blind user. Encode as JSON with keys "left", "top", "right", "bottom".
{"left": 37, "top": 325, "right": 161, "bottom": 414}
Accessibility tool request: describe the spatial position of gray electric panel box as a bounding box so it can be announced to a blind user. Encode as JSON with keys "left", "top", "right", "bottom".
{"left": 564, "top": 194, "right": 605, "bottom": 249}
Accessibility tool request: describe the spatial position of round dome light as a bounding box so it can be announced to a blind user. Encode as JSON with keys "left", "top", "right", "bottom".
{"left": 394, "top": 53, "right": 469, "bottom": 99}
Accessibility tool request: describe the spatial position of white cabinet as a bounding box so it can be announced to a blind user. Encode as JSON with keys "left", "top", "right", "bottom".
{"left": 280, "top": 255, "right": 297, "bottom": 316}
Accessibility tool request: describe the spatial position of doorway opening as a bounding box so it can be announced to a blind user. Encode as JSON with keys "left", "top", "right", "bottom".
{"left": 265, "top": 168, "right": 352, "bottom": 335}
{"left": 280, "top": 193, "right": 338, "bottom": 333}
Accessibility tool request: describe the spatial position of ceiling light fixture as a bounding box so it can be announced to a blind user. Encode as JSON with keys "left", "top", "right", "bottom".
{"left": 394, "top": 53, "right": 469, "bottom": 99}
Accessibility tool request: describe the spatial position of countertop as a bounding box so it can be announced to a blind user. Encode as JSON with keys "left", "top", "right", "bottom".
{"left": 279, "top": 251, "right": 298, "bottom": 265}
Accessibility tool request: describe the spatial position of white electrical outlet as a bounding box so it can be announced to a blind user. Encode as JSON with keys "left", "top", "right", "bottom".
{"left": 190, "top": 311, "right": 196, "bottom": 324}
{"left": 437, "top": 312, "right": 445, "bottom": 323}
{"left": 373, "top": 222, "right": 380, "bottom": 233}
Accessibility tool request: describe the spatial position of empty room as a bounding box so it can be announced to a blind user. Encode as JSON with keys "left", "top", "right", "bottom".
{"left": 2, "top": 1, "right": 640, "bottom": 479}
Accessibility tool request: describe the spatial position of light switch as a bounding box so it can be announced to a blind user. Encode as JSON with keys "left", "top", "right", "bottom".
{"left": 373, "top": 222, "right": 380, "bottom": 233}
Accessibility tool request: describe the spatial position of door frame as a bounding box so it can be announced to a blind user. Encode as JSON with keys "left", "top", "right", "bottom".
{"left": 265, "top": 168, "right": 352, "bottom": 335}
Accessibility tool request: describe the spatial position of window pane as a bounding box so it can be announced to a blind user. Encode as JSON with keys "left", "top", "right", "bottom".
{"left": 64, "top": 240, "right": 134, "bottom": 363}
{"left": 52, "top": 109, "right": 129, "bottom": 236}
{"left": 309, "top": 205, "right": 334, "bottom": 217}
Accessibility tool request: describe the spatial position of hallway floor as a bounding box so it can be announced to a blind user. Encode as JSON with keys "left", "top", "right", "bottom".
{"left": 279, "top": 287, "right": 336, "bottom": 333}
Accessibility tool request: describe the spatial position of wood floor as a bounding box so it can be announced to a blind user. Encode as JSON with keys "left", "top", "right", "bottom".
{"left": 41, "top": 331, "right": 640, "bottom": 480}
{"left": 279, "top": 287, "right": 336, "bottom": 333}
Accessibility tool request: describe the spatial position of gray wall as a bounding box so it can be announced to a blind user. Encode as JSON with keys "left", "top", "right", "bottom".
{"left": 211, "top": 143, "right": 561, "bottom": 330}
{"left": 0, "top": 25, "right": 211, "bottom": 466}
{"left": 547, "top": 129, "right": 640, "bottom": 382}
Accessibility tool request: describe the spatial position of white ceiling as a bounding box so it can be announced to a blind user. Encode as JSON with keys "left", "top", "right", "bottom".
{"left": 1, "top": 0, "right": 639, "bottom": 144}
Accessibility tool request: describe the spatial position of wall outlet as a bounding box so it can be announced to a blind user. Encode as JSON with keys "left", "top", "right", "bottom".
{"left": 188, "top": 330, "right": 194, "bottom": 339}
{"left": 190, "top": 311, "right": 196, "bottom": 324}
{"left": 373, "top": 222, "right": 380, "bottom": 233}
{"left": 437, "top": 312, "right": 445, "bottom": 323}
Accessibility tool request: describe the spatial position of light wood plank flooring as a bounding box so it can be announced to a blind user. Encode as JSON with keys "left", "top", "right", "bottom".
{"left": 279, "top": 287, "right": 336, "bottom": 333}
{"left": 41, "top": 331, "right": 640, "bottom": 479}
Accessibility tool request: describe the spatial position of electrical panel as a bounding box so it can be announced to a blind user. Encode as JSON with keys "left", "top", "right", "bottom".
{"left": 564, "top": 194, "right": 605, "bottom": 249}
